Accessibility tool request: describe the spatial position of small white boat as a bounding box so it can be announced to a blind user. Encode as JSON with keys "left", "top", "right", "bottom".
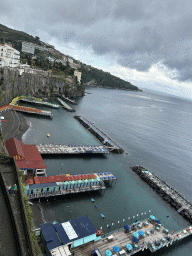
{"left": 47, "top": 133, "right": 50, "bottom": 138}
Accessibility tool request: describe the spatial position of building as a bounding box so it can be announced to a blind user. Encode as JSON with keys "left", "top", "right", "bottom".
{"left": 0, "top": 44, "right": 20, "bottom": 67}
{"left": 21, "top": 41, "right": 35, "bottom": 54}
{"left": 5, "top": 137, "right": 46, "bottom": 176}
{"left": 40, "top": 216, "right": 100, "bottom": 256}
{"left": 74, "top": 70, "right": 81, "bottom": 83}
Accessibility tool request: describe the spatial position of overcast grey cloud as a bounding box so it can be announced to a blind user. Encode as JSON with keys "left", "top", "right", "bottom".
{"left": 1, "top": 0, "right": 192, "bottom": 97}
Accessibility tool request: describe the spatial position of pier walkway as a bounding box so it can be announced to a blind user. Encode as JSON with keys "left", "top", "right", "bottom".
{"left": 61, "top": 94, "right": 77, "bottom": 105}
{"left": 57, "top": 98, "right": 76, "bottom": 112}
{"left": 74, "top": 116, "right": 124, "bottom": 153}
{"left": 71, "top": 218, "right": 192, "bottom": 256}
{"left": 25, "top": 172, "right": 116, "bottom": 200}
{"left": 11, "top": 105, "right": 53, "bottom": 118}
{"left": 36, "top": 144, "right": 109, "bottom": 155}
{"left": 19, "top": 97, "right": 60, "bottom": 109}
{"left": 132, "top": 166, "right": 192, "bottom": 223}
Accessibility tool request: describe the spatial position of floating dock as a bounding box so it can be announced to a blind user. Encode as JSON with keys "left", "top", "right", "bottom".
{"left": 71, "top": 217, "right": 192, "bottom": 256}
{"left": 61, "top": 94, "right": 77, "bottom": 105}
{"left": 36, "top": 144, "right": 109, "bottom": 155}
{"left": 132, "top": 166, "right": 192, "bottom": 223}
{"left": 56, "top": 98, "right": 76, "bottom": 112}
{"left": 74, "top": 116, "right": 124, "bottom": 153}
{"left": 25, "top": 172, "right": 117, "bottom": 200}
{"left": 19, "top": 98, "right": 60, "bottom": 109}
{"left": 11, "top": 105, "right": 53, "bottom": 118}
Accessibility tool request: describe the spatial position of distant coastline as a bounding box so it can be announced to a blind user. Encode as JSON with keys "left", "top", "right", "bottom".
{"left": 85, "top": 84, "right": 142, "bottom": 92}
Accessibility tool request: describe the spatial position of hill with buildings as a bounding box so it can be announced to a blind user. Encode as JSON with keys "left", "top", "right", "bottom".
{"left": 0, "top": 23, "right": 139, "bottom": 97}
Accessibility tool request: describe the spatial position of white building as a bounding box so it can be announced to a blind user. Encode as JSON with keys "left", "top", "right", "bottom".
{"left": 74, "top": 70, "right": 82, "bottom": 83}
{"left": 0, "top": 44, "right": 20, "bottom": 68}
{"left": 22, "top": 41, "right": 35, "bottom": 54}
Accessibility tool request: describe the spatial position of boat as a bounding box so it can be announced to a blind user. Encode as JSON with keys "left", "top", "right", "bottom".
{"left": 101, "top": 214, "right": 105, "bottom": 218}
{"left": 47, "top": 133, "right": 50, "bottom": 137}
{"left": 91, "top": 198, "right": 95, "bottom": 202}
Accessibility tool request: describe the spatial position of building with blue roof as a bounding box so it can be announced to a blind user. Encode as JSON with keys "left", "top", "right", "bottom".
{"left": 40, "top": 216, "right": 100, "bottom": 256}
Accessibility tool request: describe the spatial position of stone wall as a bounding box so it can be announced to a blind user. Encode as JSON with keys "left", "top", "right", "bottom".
{"left": 0, "top": 67, "right": 83, "bottom": 105}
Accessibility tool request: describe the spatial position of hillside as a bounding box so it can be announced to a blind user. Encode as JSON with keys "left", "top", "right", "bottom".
{"left": 0, "top": 23, "right": 139, "bottom": 92}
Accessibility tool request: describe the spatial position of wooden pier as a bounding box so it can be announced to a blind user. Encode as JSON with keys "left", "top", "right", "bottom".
{"left": 19, "top": 98, "right": 60, "bottom": 109}
{"left": 71, "top": 218, "right": 192, "bottom": 256}
{"left": 74, "top": 116, "right": 124, "bottom": 153}
{"left": 132, "top": 166, "right": 192, "bottom": 223}
{"left": 36, "top": 144, "right": 109, "bottom": 155}
{"left": 11, "top": 105, "right": 53, "bottom": 118}
{"left": 56, "top": 98, "right": 76, "bottom": 112}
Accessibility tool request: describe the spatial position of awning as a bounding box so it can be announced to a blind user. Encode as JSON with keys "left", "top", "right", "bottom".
{"left": 105, "top": 250, "right": 112, "bottom": 256}
{"left": 113, "top": 246, "right": 119, "bottom": 252}
{"left": 126, "top": 244, "right": 133, "bottom": 251}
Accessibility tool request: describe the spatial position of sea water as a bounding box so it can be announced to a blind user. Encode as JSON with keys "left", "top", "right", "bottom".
{"left": 23, "top": 86, "right": 192, "bottom": 255}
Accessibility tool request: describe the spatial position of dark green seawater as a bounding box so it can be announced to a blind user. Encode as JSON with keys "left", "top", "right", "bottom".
{"left": 23, "top": 87, "right": 192, "bottom": 255}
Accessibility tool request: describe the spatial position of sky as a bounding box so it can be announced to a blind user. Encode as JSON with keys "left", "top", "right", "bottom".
{"left": 1, "top": 0, "right": 192, "bottom": 99}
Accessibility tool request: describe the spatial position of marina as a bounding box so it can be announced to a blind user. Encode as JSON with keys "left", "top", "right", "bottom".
{"left": 56, "top": 97, "right": 76, "bottom": 112}
{"left": 131, "top": 166, "right": 192, "bottom": 223}
{"left": 74, "top": 116, "right": 124, "bottom": 153}
{"left": 19, "top": 97, "right": 60, "bottom": 109}
{"left": 36, "top": 144, "right": 109, "bottom": 155}
{"left": 11, "top": 105, "right": 53, "bottom": 118}
{"left": 71, "top": 217, "right": 192, "bottom": 256}
{"left": 25, "top": 172, "right": 117, "bottom": 200}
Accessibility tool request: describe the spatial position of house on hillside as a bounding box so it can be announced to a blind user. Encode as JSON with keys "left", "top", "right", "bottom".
{"left": 5, "top": 137, "right": 46, "bottom": 176}
{"left": 0, "top": 44, "right": 20, "bottom": 68}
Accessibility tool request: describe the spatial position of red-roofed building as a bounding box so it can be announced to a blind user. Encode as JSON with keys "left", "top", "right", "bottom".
{"left": 5, "top": 137, "right": 46, "bottom": 176}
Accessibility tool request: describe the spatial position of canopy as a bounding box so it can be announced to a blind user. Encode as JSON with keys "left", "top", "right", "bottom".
{"left": 91, "top": 179, "right": 95, "bottom": 182}
{"left": 124, "top": 225, "right": 130, "bottom": 231}
{"left": 126, "top": 244, "right": 133, "bottom": 251}
{"left": 71, "top": 180, "right": 76, "bottom": 184}
{"left": 78, "top": 180, "right": 82, "bottom": 183}
{"left": 133, "top": 232, "right": 139, "bottom": 238}
{"left": 150, "top": 215, "right": 155, "bottom": 220}
{"left": 113, "top": 246, "right": 119, "bottom": 252}
{"left": 138, "top": 230, "right": 144, "bottom": 236}
{"left": 85, "top": 179, "right": 89, "bottom": 182}
{"left": 105, "top": 250, "right": 112, "bottom": 256}
{"left": 132, "top": 237, "right": 139, "bottom": 243}
{"left": 64, "top": 181, "right": 69, "bottom": 185}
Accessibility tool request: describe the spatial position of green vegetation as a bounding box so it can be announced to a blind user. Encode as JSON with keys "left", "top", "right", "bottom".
{"left": 19, "top": 173, "right": 41, "bottom": 255}
{"left": 80, "top": 65, "right": 138, "bottom": 91}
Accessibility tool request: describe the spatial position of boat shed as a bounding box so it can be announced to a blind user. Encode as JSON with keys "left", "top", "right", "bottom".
{"left": 40, "top": 216, "right": 100, "bottom": 256}
{"left": 5, "top": 137, "right": 46, "bottom": 176}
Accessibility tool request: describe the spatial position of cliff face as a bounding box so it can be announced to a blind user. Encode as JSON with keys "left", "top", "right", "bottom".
{"left": 0, "top": 67, "right": 84, "bottom": 106}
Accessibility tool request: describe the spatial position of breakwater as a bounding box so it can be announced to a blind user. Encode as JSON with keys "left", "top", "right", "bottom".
{"left": 74, "top": 116, "right": 124, "bottom": 153}
{"left": 131, "top": 166, "right": 192, "bottom": 223}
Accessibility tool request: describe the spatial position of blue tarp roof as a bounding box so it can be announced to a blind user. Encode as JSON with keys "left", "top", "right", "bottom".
{"left": 40, "top": 222, "right": 62, "bottom": 251}
{"left": 53, "top": 216, "right": 97, "bottom": 246}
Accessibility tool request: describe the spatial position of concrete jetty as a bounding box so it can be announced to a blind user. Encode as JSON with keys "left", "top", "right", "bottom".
{"left": 36, "top": 144, "right": 109, "bottom": 155}
{"left": 11, "top": 105, "right": 53, "bottom": 118}
{"left": 132, "top": 166, "right": 192, "bottom": 223}
{"left": 71, "top": 217, "right": 192, "bottom": 256}
{"left": 56, "top": 97, "right": 76, "bottom": 112}
{"left": 19, "top": 97, "right": 60, "bottom": 109}
{"left": 74, "top": 116, "right": 124, "bottom": 153}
